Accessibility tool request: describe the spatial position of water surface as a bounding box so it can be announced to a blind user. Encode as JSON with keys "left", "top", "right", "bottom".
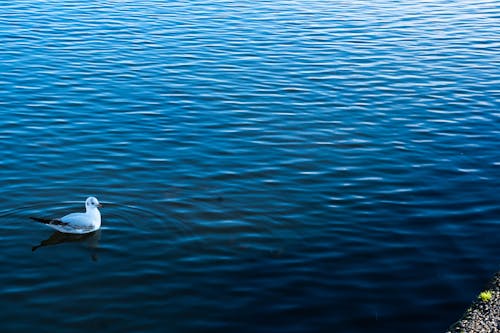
{"left": 0, "top": 1, "right": 499, "bottom": 332}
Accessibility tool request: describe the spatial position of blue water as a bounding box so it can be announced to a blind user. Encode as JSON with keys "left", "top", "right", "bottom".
{"left": 0, "top": 1, "right": 499, "bottom": 332}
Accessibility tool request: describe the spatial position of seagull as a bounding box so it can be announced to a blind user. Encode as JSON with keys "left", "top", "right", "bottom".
{"left": 30, "top": 197, "right": 102, "bottom": 234}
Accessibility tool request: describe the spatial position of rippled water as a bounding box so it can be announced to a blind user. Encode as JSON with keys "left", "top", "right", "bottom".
{"left": 0, "top": 1, "right": 499, "bottom": 332}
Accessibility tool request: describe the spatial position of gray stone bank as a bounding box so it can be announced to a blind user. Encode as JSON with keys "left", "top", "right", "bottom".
{"left": 446, "top": 272, "right": 500, "bottom": 333}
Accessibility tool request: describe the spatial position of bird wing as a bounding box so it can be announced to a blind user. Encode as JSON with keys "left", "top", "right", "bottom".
{"left": 60, "top": 212, "right": 90, "bottom": 227}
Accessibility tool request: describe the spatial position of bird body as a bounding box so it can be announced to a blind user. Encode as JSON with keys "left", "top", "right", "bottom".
{"left": 31, "top": 197, "right": 102, "bottom": 234}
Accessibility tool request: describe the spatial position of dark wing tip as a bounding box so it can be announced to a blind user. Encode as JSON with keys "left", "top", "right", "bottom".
{"left": 30, "top": 217, "right": 52, "bottom": 224}
{"left": 30, "top": 217, "right": 68, "bottom": 226}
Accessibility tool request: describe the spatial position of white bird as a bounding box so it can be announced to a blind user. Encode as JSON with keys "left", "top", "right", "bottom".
{"left": 31, "top": 197, "right": 102, "bottom": 234}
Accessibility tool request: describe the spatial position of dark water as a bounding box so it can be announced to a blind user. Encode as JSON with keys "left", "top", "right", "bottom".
{"left": 0, "top": 1, "right": 499, "bottom": 332}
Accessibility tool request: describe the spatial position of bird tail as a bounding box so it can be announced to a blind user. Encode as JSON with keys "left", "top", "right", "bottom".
{"left": 30, "top": 217, "right": 53, "bottom": 224}
{"left": 30, "top": 217, "right": 68, "bottom": 226}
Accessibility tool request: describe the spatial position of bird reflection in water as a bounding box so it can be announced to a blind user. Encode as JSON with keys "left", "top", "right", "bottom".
{"left": 32, "top": 230, "right": 101, "bottom": 261}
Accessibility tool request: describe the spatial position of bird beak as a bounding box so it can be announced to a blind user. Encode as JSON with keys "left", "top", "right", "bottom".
{"left": 98, "top": 203, "right": 103, "bottom": 208}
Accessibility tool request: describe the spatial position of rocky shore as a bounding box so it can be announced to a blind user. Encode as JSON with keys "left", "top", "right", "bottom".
{"left": 446, "top": 272, "right": 500, "bottom": 333}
